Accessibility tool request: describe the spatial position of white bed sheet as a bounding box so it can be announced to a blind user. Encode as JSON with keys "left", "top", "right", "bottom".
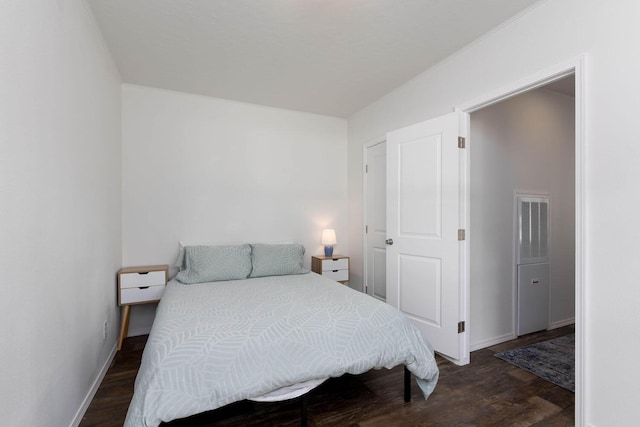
{"left": 125, "top": 272, "right": 439, "bottom": 426}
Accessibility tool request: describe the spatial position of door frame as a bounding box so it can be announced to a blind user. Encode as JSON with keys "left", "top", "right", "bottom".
{"left": 362, "top": 138, "right": 386, "bottom": 296}
{"left": 455, "top": 55, "right": 586, "bottom": 427}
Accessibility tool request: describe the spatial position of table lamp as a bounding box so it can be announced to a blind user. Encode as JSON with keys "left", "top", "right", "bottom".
{"left": 321, "top": 229, "right": 337, "bottom": 257}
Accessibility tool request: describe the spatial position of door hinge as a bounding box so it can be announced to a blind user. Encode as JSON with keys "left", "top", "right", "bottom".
{"left": 458, "top": 136, "right": 466, "bottom": 149}
{"left": 365, "top": 225, "right": 368, "bottom": 233}
{"left": 458, "top": 229, "right": 466, "bottom": 241}
{"left": 458, "top": 321, "right": 466, "bottom": 334}
{"left": 365, "top": 164, "right": 368, "bottom": 173}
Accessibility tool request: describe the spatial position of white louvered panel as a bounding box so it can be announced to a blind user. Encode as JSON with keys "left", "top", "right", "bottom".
{"left": 517, "top": 195, "right": 550, "bottom": 265}
{"left": 539, "top": 202, "right": 548, "bottom": 259}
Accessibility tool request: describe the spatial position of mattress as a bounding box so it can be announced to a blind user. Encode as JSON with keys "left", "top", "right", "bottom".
{"left": 124, "top": 272, "right": 439, "bottom": 426}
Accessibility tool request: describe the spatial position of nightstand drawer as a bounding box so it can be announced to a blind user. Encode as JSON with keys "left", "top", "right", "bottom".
{"left": 311, "top": 255, "right": 349, "bottom": 284}
{"left": 321, "top": 258, "right": 349, "bottom": 271}
{"left": 120, "top": 270, "right": 166, "bottom": 289}
{"left": 120, "top": 284, "right": 165, "bottom": 304}
{"left": 322, "top": 269, "right": 349, "bottom": 282}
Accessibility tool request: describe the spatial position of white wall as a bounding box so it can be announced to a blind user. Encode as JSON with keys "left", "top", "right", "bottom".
{"left": 0, "top": 1, "right": 122, "bottom": 426}
{"left": 347, "top": 0, "right": 640, "bottom": 425}
{"left": 122, "top": 84, "right": 348, "bottom": 333}
{"left": 469, "top": 87, "right": 575, "bottom": 349}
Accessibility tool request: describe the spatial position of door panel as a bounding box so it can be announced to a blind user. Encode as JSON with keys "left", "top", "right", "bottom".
{"left": 399, "top": 254, "right": 440, "bottom": 326}
{"left": 517, "top": 263, "right": 550, "bottom": 336}
{"left": 387, "top": 112, "right": 467, "bottom": 363}
{"left": 399, "top": 136, "right": 441, "bottom": 237}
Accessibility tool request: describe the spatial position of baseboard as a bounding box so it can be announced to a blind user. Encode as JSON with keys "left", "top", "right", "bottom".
{"left": 549, "top": 317, "right": 575, "bottom": 329}
{"left": 128, "top": 326, "right": 152, "bottom": 337}
{"left": 470, "top": 332, "right": 516, "bottom": 352}
{"left": 70, "top": 342, "right": 117, "bottom": 427}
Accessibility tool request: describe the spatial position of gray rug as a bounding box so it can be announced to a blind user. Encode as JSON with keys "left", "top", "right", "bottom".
{"left": 494, "top": 334, "right": 574, "bottom": 392}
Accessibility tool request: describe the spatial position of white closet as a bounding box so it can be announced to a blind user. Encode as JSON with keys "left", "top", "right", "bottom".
{"left": 516, "top": 195, "right": 550, "bottom": 336}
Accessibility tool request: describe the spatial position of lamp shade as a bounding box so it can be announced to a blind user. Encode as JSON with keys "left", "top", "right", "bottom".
{"left": 321, "top": 229, "right": 337, "bottom": 245}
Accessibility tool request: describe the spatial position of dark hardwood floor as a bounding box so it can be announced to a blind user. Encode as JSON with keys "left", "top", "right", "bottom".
{"left": 81, "top": 326, "right": 574, "bottom": 426}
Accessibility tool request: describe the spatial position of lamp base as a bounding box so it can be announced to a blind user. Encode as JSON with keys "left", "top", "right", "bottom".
{"left": 324, "top": 245, "right": 334, "bottom": 257}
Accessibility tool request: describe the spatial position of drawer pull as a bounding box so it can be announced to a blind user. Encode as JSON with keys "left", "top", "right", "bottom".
{"left": 332, "top": 270, "right": 338, "bottom": 272}
{"left": 138, "top": 272, "right": 149, "bottom": 275}
{"left": 138, "top": 286, "right": 150, "bottom": 290}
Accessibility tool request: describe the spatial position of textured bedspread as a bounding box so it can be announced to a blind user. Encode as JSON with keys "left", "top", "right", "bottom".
{"left": 124, "top": 273, "right": 439, "bottom": 426}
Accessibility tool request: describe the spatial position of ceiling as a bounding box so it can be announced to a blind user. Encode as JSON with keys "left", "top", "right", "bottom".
{"left": 87, "top": 0, "right": 541, "bottom": 118}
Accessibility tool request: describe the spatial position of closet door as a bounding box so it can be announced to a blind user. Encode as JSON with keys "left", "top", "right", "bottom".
{"left": 364, "top": 141, "right": 387, "bottom": 301}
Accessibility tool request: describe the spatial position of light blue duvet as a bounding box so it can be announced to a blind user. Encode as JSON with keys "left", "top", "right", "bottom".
{"left": 125, "top": 273, "right": 439, "bottom": 426}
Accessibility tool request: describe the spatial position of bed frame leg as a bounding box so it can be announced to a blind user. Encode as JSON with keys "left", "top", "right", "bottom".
{"left": 404, "top": 366, "right": 411, "bottom": 403}
{"left": 300, "top": 394, "right": 308, "bottom": 427}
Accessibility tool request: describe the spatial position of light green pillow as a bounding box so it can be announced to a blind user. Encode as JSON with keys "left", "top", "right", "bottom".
{"left": 176, "top": 244, "right": 252, "bottom": 284}
{"left": 249, "top": 243, "right": 309, "bottom": 278}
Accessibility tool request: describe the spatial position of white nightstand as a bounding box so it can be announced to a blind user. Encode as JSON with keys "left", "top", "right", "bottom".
{"left": 117, "top": 264, "right": 168, "bottom": 350}
{"left": 311, "top": 255, "right": 349, "bottom": 285}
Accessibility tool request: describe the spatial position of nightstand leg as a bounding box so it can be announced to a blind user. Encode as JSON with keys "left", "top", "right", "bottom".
{"left": 117, "top": 304, "right": 131, "bottom": 351}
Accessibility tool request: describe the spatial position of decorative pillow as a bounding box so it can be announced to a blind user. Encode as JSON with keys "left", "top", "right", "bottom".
{"left": 249, "top": 243, "right": 309, "bottom": 278}
{"left": 174, "top": 240, "right": 251, "bottom": 271}
{"left": 175, "top": 244, "right": 252, "bottom": 284}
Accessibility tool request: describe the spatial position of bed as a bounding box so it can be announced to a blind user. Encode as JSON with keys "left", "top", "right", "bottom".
{"left": 124, "top": 244, "right": 439, "bottom": 426}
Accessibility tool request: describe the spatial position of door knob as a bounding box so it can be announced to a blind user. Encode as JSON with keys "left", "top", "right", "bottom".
{"left": 385, "top": 239, "right": 394, "bottom": 245}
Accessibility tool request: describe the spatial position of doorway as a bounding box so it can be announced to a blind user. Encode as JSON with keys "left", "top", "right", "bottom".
{"left": 456, "top": 59, "right": 584, "bottom": 425}
{"left": 468, "top": 75, "right": 576, "bottom": 350}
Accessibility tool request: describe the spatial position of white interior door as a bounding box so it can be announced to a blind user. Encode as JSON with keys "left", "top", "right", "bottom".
{"left": 386, "top": 111, "right": 468, "bottom": 364}
{"left": 364, "top": 141, "right": 387, "bottom": 301}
